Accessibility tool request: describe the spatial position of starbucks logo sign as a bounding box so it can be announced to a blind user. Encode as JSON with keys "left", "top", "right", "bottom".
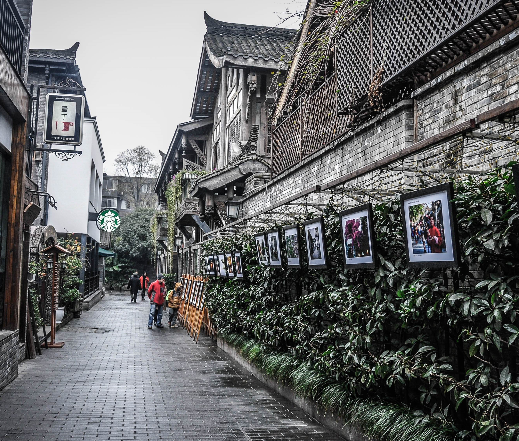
{"left": 96, "top": 209, "right": 121, "bottom": 232}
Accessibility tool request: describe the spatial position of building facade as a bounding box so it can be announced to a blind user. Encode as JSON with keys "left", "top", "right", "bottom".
{"left": 154, "top": 13, "right": 296, "bottom": 277}
{"left": 27, "top": 43, "right": 105, "bottom": 309}
{"left": 0, "top": 0, "right": 34, "bottom": 391}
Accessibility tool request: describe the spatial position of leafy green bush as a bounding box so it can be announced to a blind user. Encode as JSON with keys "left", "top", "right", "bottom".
{"left": 204, "top": 165, "right": 519, "bottom": 441}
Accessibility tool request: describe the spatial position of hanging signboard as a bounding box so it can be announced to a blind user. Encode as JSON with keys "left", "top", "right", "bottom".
{"left": 44, "top": 93, "right": 85, "bottom": 145}
{"left": 96, "top": 209, "right": 121, "bottom": 232}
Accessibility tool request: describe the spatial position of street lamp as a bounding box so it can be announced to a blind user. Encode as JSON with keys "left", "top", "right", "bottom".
{"left": 226, "top": 200, "right": 242, "bottom": 220}
{"left": 175, "top": 236, "right": 183, "bottom": 248}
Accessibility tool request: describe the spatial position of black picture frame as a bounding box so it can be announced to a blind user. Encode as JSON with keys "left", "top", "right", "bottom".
{"left": 234, "top": 251, "right": 244, "bottom": 279}
{"left": 218, "top": 253, "right": 227, "bottom": 277}
{"left": 255, "top": 233, "right": 269, "bottom": 266}
{"left": 226, "top": 253, "right": 235, "bottom": 277}
{"left": 401, "top": 182, "right": 460, "bottom": 269}
{"left": 513, "top": 164, "right": 519, "bottom": 203}
{"left": 266, "top": 229, "right": 282, "bottom": 267}
{"left": 282, "top": 224, "right": 301, "bottom": 268}
{"left": 303, "top": 217, "right": 328, "bottom": 269}
{"left": 205, "top": 255, "right": 217, "bottom": 277}
{"left": 339, "top": 204, "right": 377, "bottom": 269}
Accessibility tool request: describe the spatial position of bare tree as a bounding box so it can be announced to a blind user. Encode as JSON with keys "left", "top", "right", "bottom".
{"left": 114, "top": 146, "right": 159, "bottom": 209}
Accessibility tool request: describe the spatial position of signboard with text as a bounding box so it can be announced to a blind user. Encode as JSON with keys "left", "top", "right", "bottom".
{"left": 44, "top": 93, "right": 85, "bottom": 145}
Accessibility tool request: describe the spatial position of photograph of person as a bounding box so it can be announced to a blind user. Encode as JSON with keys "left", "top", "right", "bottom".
{"left": 401, "top": 183, "right": 458, "bottom": 268}
{"left": 267, "top": 230, "right": 282, "bottom": 266}
{"left": 226, "top": 253, "right": 235, "bottom": 277}
{"left": 255, "top": 234, "right": 269, "bottom": 265}
{"left": 218, "top": 254, "right": 227, "bottom": 277}
{"left": 205, "top": 255, "right": 217, "bottom": 276}
{"left": 283, "top": 225, "right": 300, "bottom": 267}
{"left": 303, "top": 218, "right": 327, "bottom": 268}
{"left": 340, "top": 204, "right": 376, "bottom": 268}
{"left": 234, "top": 252, "right": 244, "bottom": 278}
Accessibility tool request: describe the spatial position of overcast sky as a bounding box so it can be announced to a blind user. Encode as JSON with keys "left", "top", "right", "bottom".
{"left": 29, "top": 0, "right": 306, "bottom": 174}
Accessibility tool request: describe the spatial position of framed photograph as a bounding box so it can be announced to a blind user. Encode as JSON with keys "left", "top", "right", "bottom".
{"left": 234, "top": 251, "right": 244, "bottom": 279}
{"left": 401, "top": 182, "right": 459, "bottom": 268}
{"left": 266, "top": 229, "right": 282, "bottom": 267}
{"left": 283, "top": 225, "right": 301, "bottom": 267}
{"left": 226, "top": 253, "right": 235, "bottom": 277}
{"left": 255, "top": 233, "right": 269, "bottom": 265}
{"left": 513, "top": 164, "right": 519, "bottom": 203}
{"left": 339, "top": 204, "right": 377, "bottom": 269}
{"left": 218, "top": 254, "right": 227, "bottom": 277}
{"left": 303, "top": 218, "right": 328, "bottom": 268}
{"left": 205, "top": 255, "right": 217, "bottom": 277}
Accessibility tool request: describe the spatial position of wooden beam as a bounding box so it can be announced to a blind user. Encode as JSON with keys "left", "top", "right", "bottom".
{"left": 3, "top": 122, "right": 26, "bottom": 331}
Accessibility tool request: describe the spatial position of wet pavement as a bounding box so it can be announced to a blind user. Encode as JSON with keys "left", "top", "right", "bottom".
{"left": 0, "top": 292, "right": 345, "bottom": 440}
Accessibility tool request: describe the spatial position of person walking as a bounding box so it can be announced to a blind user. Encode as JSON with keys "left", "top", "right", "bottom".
{"left": 147, "top": 274, "right": 166, "bottom": 329}
{"left": 127, "top": 272, "right": 141, "bottom": 303}
{"left": 140, "top": 271, "right": 150, "bottom": 301}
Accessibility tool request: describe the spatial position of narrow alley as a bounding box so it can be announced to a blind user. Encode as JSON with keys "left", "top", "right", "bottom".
{"left": 0, "top": 294, "right": 345, "bottom": 441}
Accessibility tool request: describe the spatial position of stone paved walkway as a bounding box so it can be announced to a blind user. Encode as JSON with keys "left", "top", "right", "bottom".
{"left": 0, "top": 292, "right": 345, "bottom": 440}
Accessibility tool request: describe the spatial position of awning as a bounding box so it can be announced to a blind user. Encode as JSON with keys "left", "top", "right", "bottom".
{"left": 99, "top": 248, "right": 115, "bottom": 258}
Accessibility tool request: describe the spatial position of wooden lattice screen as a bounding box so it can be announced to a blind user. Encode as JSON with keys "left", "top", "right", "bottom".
{"left": 272, "top": 76, "right": 350, "bottom": 174}
{"left": 337, "top": 0, "right": 518, "bottom": 113}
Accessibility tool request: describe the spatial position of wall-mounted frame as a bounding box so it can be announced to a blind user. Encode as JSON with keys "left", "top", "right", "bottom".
{"left": 339, "top": 204, "right": 377, "bottom": 269}
{"left": 282, "top": 225, "right": 301, "bottom": 268}
{"left": 205, "top": 255, "right": 217, "bottom": 277}
{"left": 218, "top": 253, "right": 227, "bottom": 277}
{"left": 513, "top": 164, "right": 519, "bottom": 203}
{"left": 44, "top": 93, "right": 85, "bottom": 145}
{"left": 303, "top": 217, "right": 328, "bottom": 269}
{"left": 226, "top": 253, "right": 235, "bottom": 277}
{"left": 266, "top": 229, "right": 282, "bottom": 267}
{"left": 401, "top": 182, "right": 460, "bottom": 268}
{"left": 234, "top": 251, "right": 244, "bottom": 278}
{"left": 255, "top": 233, "right": 269, "bottom": 266}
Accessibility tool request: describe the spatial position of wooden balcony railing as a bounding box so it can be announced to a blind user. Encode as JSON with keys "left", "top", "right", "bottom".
{"left": 272, "top": 75, "right": 351, "bottom": 174}
{"left": 337, "top": 0, "right": 518, "bottom": 113}
{"left": 0, "top": 0, "right": 25, "bottom": 74}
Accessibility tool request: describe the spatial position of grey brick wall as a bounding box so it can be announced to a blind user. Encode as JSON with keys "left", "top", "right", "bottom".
{"left": 243, "top": 30, "right": 519, "bottom": 217}
{"left": 0, "top": 331, "right": 20, "bottom": 391}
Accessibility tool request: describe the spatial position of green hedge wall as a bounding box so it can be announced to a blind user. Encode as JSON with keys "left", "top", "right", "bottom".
{"left": 203, "top": 166, "right": 519, "bottom": 441}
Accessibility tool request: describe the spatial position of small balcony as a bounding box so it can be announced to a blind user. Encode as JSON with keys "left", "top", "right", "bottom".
{"left": 0, "top": 0, "right": 25, "bottom": 74}
{"left": 155, "top": 214, "right": 168, "bottom": 242}
{"left": 175, "top": 198, "right": 200, "bottom": 227}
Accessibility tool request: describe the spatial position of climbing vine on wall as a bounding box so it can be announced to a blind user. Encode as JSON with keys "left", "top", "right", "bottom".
{"left": 202, "top": 165, "right": 519, "bottom": 441}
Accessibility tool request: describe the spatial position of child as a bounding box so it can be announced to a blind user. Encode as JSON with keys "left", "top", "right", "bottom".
{"left": 167, "top": 283, "right": 182, "bottom": 328}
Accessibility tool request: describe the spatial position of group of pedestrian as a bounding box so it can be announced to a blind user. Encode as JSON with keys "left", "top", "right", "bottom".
{"left": 127, "top": 271, "right": 182, "bottom": 330}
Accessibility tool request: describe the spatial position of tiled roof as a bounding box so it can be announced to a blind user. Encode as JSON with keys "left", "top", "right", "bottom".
{"left": 29, "top": 42, "right": 79, "bottom": 64}
{"left": 204, "top": 12, "right": 296, "bottom": 65}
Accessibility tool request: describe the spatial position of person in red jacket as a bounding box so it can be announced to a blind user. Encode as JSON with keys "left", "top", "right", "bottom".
{"left": 147, "top": 274, "right": 166, "bottom": 329}
{"left": 140, "top": 272, "right": 150, "bottom": 301}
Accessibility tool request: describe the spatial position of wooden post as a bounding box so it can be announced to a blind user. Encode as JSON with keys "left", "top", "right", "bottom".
{"left": 3, "top": 122, "right": 27, "bottom": 331}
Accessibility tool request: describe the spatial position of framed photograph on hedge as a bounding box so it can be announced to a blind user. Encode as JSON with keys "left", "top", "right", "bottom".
{"left": 339, "top": 204, "right": 376, "bottom": 269}
{"left": 283, "top": 225, "right": 301, "bottom": 267}
{"left": 401, "top": 182, "right": 459, "bottom": 268}
{"left": 234, "top": 251, "right": 244, "bottom": 279}
{"left": 255, "top": 233, "right": 269, "bottom": 265}
{"left": 226, "top": 253, "right": 235, "bottom": 277}
{"left": 266, "top": 229, "right": 282, "bottom": 267}
{"left": 205, "top": 255, "right": 217, "bottom": 277}
{"left": 218, "top": 253, "right": 227, "bottom": 277}
{"left": 303, "top": 218, "right": 328, "bottom": 268}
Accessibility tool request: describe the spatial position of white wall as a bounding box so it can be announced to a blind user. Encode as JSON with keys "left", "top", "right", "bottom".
{"left": 47, "top": 118, "right": 104, "bottom": 242}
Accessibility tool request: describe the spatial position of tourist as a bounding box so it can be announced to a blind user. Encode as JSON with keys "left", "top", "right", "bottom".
{"left": 140, "top": 271, "right": 150, "bottom": 301}
{"left": 427, "top": 218, "right": 443, "bottom": 253}
{"left": 147, "top": 274, "right": 166, "bottom": 329}
{"left": 127, "top": 271, "right": 140, "bottom": 303}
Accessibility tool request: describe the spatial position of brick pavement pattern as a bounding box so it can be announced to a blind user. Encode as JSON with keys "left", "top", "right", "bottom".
{"left": 0, "top": 293, "right": 345, "bottom": 441}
